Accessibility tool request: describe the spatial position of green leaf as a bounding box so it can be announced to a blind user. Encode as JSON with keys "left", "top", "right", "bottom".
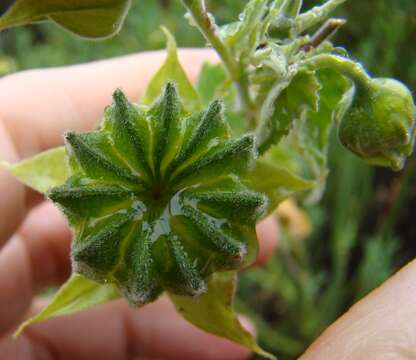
{"left": 295, "top": 68, "right": 351, "bottom": 201}
{"left": 257, "top": 70, "right": 321, "bottom": 153}
{"left": 196, "top": 63, "right": 227, "bottom": 107}
{"left": 269, "top": 69, "right": 351, "bottom": 203}
{"left": 1, "top": 147, "right": 69, "bottom": 193}
{"left": 257, "top": 69, "right": 321, "bottom": 154}
{"left": 15, "top": 273, "right": 120, "bottom": 336}
{"left": 170, "top": 272, "right": 276, "bottom": 360}
{"left": 142, "top": 27, "right": 201, "bottom": 113}
{"left": 0, "top": 0, "right": 132, "bottom": 39}
{"left": 221, "top": 0, "right": 268, "bottom": 56}
{"left": 247, "top": 159, "right": 315, "bottom": 215}
{"left": 281, "top": 0, "right": 303, "bottom": 18}
{"left": 295, "top": 0, "right": 347, "bottom": 34}
{"left": 306, "top": 69, "right": 351, "bottom": 151}
{"left": 196, "top": 63, "right": 244, "bottom": 136}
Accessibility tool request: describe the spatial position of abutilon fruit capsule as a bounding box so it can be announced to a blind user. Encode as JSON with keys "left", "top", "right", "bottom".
{"left": 339, "top": 78, "right": 416, "bottom": 170}
{"left": 48, "top": 83, "right": 266, "bottom": 306}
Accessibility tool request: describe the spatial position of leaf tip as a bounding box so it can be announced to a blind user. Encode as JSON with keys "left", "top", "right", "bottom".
{"left": 13, "top": 317, "right": 37, "bottom": 338}
{"left": 160, "top": 25, "right": 177, "bottom": 53}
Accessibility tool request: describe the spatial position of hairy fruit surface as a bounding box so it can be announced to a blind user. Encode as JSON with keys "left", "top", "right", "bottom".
{"left": 339, "top": 78, "right": 416, "bottom": 170}
{"left": 48, "top": 83, "right": 266, "bottom": 306}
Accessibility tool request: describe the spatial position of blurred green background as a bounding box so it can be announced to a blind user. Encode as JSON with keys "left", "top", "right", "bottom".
{"left": 1, "top": 1, "right": 415, "bottom": 359}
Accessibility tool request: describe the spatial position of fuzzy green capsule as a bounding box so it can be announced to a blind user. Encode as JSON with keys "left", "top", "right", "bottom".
{"left": 339, "top": 78, "right": 416, "bottom": 170}
{"left": 48, "top": 83, "right": 266, "bottom": 306}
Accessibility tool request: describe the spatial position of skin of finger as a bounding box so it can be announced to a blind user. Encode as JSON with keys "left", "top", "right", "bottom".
{"left": 0, "top": 122, "right": 26, "bottom": 249}
{"left": 18, "top": 202, "right": 72, "bottom": 289}
{"left": 0, "top": 49, "right": 218, "bottom": 249}
{"left": 0, "top": 49, "right": 218, "bottom": 159}
{"left": 8, "top": 297, "right": 253, "bottom": 360}
{"left": 0, "top": 200, "right": 277, "bottom": 335}
{"left": 0, "top": 236, "right": 33, "bottom": 335}
{"left": 0, "top": 333, "right": 53, "bottom": 360}
{"left": 300, "top": 259, "right": 416, "bottom": 360}
{"left": 0, "top": 203, "right": 71, "bottom": 335}
{"left": 255, "top": 216, "right": 279, "bottom": 266}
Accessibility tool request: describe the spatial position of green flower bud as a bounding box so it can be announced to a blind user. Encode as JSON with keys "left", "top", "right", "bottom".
{"left": 48, "top": 83, "right": 266, "bottom": 306}
{"left": 339, "top": 78, "right": 416, "bottom": 170}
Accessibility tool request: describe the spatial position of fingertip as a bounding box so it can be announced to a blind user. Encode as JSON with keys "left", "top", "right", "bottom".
{"left": 19, "top": 201, "right": 72, "bottom": 288}
{"left": 128, "top": 297, "right": 254, "bottom": 360}
{"left": 255, "top": 216, "right": 279, "bottom": 266}
{"left": 0, "top": 236, "right": 33, "bottom": 335}
{"left": 301, "top": 259, "right": 416, "bottom": 359}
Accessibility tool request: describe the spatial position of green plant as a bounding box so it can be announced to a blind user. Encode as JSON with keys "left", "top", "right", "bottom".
{"left": 1, "top": 1, "right": 415, "bottom": 358}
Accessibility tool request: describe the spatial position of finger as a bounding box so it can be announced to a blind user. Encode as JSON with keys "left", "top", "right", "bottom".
{"left": 0, "top": 49, "right": 218, "bottom": 159}
{"left": 0, "top": 49, "right": 218, "bottom": 248}
{"left": 300, "top": 259, "right": 416, "bottom": 360}
{"left": 0, "top": 122, "right": 26, "bottom": 249}
{"left": 254, "top": 216, "right": 279, "bottom": 266}
{"left": 0, "top": 201, "right": 273, "bottom": 334}
{"left": 0, "top": 236, "right": 32, "bottom": 335}
{"left": 0, "top": 202, "right": 71, "bottom": 334}
{"left": 0, "top": 297, "right": 253, "bottom": 360}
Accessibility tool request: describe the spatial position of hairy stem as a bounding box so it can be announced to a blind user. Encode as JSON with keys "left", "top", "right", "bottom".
{"left": 300, "top": 53, "right": 372, "bottom": 89}
{"left": 180, "top": 0, "right": 257, "bottom": 128}
{"left": 300, "top": 18, "right": 346, "bottom": 52}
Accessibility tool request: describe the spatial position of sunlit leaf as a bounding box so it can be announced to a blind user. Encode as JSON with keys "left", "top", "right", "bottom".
{"left": 269, "top": 69, "right": 351, "bottom": 203}
{"left": 257, "top": 69, "right": 321, "bottom": 154}
{"left": 1, "top": 147, "right": 69, "bottom": 194}
{"left": 0, "top": 0, "right": 132, "bottom": 39}
{"left": 196, "top": 62, "right": 244, "bottom": 136}
{"left": 248, "top": 159, "right": 315, "bottom": 215}
{"left": 170, "top": 272, "right": 276, "bottom": 360}
{"left": 221, "top": 0, "right": 268, "bottom": 56}
{"left": 196, "top": 62, "right": 227, "bottom": 107}
{"left": 142, "top": 27, "right": 201, "bottom": 112}
{"left": 15, "top": 273, "right": 120, "bottom": 336}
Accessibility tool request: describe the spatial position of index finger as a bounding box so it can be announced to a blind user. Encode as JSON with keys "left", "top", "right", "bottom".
{"left": 0, "top": 49, "right": 218, "bottom": 247}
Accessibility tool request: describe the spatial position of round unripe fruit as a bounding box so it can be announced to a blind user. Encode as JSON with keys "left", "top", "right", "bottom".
{"left": 339, "top": 78, "right": 415, "bottom": 170}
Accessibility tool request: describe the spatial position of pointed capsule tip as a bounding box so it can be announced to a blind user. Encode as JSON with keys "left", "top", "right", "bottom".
{"left": 163, "top": 81, "right": 180, "bottom": 98}
{"left": 208, "top": 99, "right": 224, "bottom": 114}
{"left": 64, "top": 132, "right": 76, "bottom": 143}
{"left": 165, "top": 81, "right": 176, "bottom": 91}
{"left": 112, "top": 88, "right": 128, "bottom": 106}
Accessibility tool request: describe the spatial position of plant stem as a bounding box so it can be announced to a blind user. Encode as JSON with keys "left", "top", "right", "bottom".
{"left": 301, "top": 53, "right": 372, "bottom": 89}
{"left": 300, "top": 18, "right": 346, "bottom": 52}
{"left": 180, "top": 0, "right": 257, "bottom": 128}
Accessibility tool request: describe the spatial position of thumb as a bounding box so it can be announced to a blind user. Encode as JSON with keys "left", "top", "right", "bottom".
{"left": 300, "top": 259, "right": 416, "bottom": 360}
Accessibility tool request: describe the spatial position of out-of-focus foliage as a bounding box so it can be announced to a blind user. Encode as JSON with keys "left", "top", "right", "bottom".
{"left": 0, "top": 55, "right": 16, "bottom": 75}
{"left": 0, "top": 0, "right": 241, "bottom": 69}
{"left": 0, "top": 0, "right": 132, "bottom": 39}
{"left": 306, "top": 0, "right": 416, "bottom": 89}
{"left": 1, "top": 1, "right": 415, "bottom": 359}
{"left": 237, "top": 1, "right": 416, "bottom": 358}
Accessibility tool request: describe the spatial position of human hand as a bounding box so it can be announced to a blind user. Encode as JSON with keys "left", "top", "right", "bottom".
{"left": 0, "top": 49, "right": 279, "bottom": 360}
{"left": 1, "top": 49, "right": 415, "bottom": 360}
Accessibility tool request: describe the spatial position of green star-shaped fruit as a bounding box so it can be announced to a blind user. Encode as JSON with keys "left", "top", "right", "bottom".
{"left": 48, "top": 83, "right": 266, "bottom": 306}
